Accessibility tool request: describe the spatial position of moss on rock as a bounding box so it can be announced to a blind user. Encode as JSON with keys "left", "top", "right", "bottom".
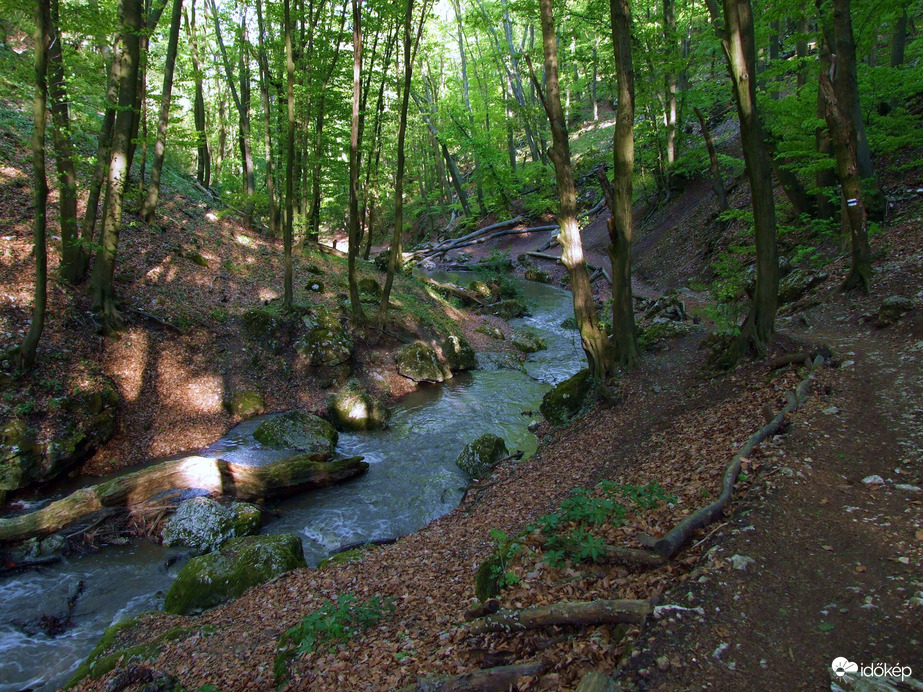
{"left": 441, "top": 334, "right": 477, "bottom": 372}
{"left": 295, "top": 307, "right": 353, "bottom": 366}
{"left": 540, "top": 369, "right": 593, "bottom": 426}
{"left": 161, "top": 497, "right": 262, "bottom": 554}
{"left": 164, "top": 534, "right": 307, "bottom": 615}
{"left": 329, "top": 379, "right": 391, "bottom": 431}
{"left": 253, "top": 411, "right": 338, "bottom": 453}
{"left": 524, "top": 268, "right": 552, "bottom": 284}
{"left": 455, "top": 433, "right": 509, "bottom": 480}
{"left": 226, "top": 390, "right": 266, "bottom": 419}
{"left": 510, "top": 328, "right": 547, "bottom": 354}
{"left": 395, "top": 342, "right": 452, "bottom": 383}
{"left": 487, "top": 299, "right": 530, "bottom": 320}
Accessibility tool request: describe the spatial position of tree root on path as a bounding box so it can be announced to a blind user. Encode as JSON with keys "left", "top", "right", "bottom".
{"left": 467, "top": 599, "right": 652, "bottom": 635}
{"left": 401, "top": 661, "right": 545, "bottom": 691}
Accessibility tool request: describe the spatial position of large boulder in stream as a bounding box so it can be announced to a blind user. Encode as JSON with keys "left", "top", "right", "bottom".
{"left": 487, "top": 299, "right": 530, "bottom": 320}
{"left": 511, "top": 328, "right": 547, "bottom": 354}
{"left": 455, "top": 433, "right": 509, "bottom": 480}
{"left": 164, "top": 533, "right": 307, "bottom": 615}
{"left": 161, "top": 497, "right": 262, "bottom": 554}
{"left": 540, "top": 369, "right": 593, "bottom": 426}
{"left": 396, "top": 342, "right": 453, "bottom": 383}
{"left": 329, "top": 380, "right": 391, "bottom": 431}
{"left": 441, "top": 334, "right": 477, "bottom": 372}
{"left": 253, "top": 411, "right": 338, "bottom": 454}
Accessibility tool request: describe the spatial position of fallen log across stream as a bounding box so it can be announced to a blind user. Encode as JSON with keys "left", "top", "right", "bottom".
{"left": 0, "top": 454, "right": 368, "bottom": 543}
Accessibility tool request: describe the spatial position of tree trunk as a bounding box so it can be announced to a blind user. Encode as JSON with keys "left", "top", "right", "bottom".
{"left": 796, "top": 15, "right": 809, "bottom": 88}
{"left": 0, "top": 455, "right": 368, "bottom": 543}
{"left": 19, "top": 0, "right": 50, "bottom": 370}
{"left": 283, "top": 0, "right": 295, "bottom": 307}
{"left": 140, "top": 0, "right": 183, "bottom": 222}
{"left": 379, "top": 0, "right": 427, "bottom": 326}
{"left": 347, "top": 0, "right": 365, "bottom": 323}
{"left": 662, "top": 0, "right": 678, "bottom": 169}
{"left": 533, "top": 0, "right": 611, "bottom": 380}
{"left": 890, "top": 9, "right": 908, "bottom": 68}
{"left": 411, "top": 92, "right": 471, "bottom": 217}
{"left": 254, "top": 0, "right": 278, "bottom": 238}
{"left": 606, "top": 0, "right": 640, "bottom": 369}
{"left": 90, "top": 0, "right": 143, "bottom": 330}
{"left": 815, "top": 79, "right": 837, "bottom": 219}
{"left": 818, "top": 37, "right": 871, "bottom": 291}
{"left": 46, "top": 0, "right": 81, "bottom": 284}
{"left": 766, "top": 137, "right": 816, "bottom": 218}
{"left": 693, "top": 107, "right": 729, "bottom": 212}
{"left": 186, "top": 0, "right": 210, "bottom": 187}
{"left": 706, "top": 0, "right": 778, "bottom": 358}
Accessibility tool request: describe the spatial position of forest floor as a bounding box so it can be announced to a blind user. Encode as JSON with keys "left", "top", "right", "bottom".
{"left": 68, "top": 146, "right": 923, "bottom": 690}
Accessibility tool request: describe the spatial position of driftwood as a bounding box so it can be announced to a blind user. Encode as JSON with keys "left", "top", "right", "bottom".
{"left": 415, "top": 216, "right": 525, "bottom": 263}
{"left": 0, "top": 554, "right": 62, "bottom": 576}
{"left": 0, "top": 454, "right": 368, "bottom": 544}
{"left": 404, "top": 662, "right": 545, "bottom": 691}
{"left": 420, "top": 277, "right": 486, "bottom": 306}
{"left": 316, "top": 242, "right": 349, "bottom": 259}
{"left": 527, "top": 251, "right": 609, "bottom": 283}
{"left": 468, "top": 599, "right": 651, "bottom": 635}
{"left": 579, "top": 198, "right": 606, "bottom": 219}
{"left": 123, "top": 305, "right": 184, "bottom": 334}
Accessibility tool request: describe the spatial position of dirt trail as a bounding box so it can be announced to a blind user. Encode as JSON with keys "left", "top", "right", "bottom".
{"left": 618, "top": 298, "right": 923, "bottom": 690}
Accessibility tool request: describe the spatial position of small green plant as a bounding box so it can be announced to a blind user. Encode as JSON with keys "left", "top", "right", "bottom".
{"left": 617, "top": 482, "right": 677, "bottom": 510}
{"left": 284, "top": 594, "right": 395, "bottom": 655}
{"left": 475, "top": 529, "right": 524, "bottom": 600}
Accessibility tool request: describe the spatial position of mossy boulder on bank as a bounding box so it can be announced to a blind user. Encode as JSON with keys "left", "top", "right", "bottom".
{"left": 524, "top": 268, "right": 552, "bottom": 284}
{"left": 226, "top": 390, "right": 266, "bottom": 419}
{"left": 486, "top": 299, "right": 530, "bottom": 320}
{"left": 777, "top": 268, "right": 828, "bottom": 305}
{"left": 358, "top": 276, "right": 382, "bottom": 298}
{"left": 295, "top": 307, "right": 353, "bottom": 366}
{"left": 540, "top": 369, "right": 593, "bottom": 426}
{"left": 455, "top": 433, "right": 509, "bottom": 480}
{"left": 164, "top": 533, "right": 307, "bottom": 615}
{"left": 253, "top": 411, "right": 338, "bottom": 454}
{"left": 0, "top": 388, "right": 119, "bottom": 504}
{"left": 469, "top": 280, "right": 496, "bottom": 302}
{"left": 395, "top": 342, "right": 452, "bottom": 383}
{"left": 329, "top": 380, "right": 391, "bottom": 431}
{"left": 441, "top": 335, "right": 477, "bottom": 371}
{"left": 510, "top": 329, "right": 547, "bottom": 354}
{"left": 161, "top": 497, "right": 262, "bottom": 554}
{"left": 638, "top": 320, "right": 699, "bottom": 351}
{"left": 877, "top": 295, "right": 915, "bottom": 327}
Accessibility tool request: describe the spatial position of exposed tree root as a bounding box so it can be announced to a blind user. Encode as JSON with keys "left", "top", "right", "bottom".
{"left": 401, "top": 662, "right": 545, "bottom": 691}
{"left": 468, "top": 599, "right": 652, "bottom": 635}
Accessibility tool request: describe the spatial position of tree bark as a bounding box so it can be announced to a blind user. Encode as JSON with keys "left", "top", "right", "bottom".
{"left": 532, "top": 0, "right": 611, "bottom": 380}
{"left": 468, "top": 599, "right": 651, "bottom": 635}
{"left": 693, "top": 107, "right": 728, "bottom": 212}
{"left": 19, "top": 0, "right": 50, "bottom": 370}
{"left": 411, "top": 92, "right": 472, "bottom": 217}
{"left": 283, "top": 0, "right": 296, "bottom": 306}
{"left": 706, "top": 0, "right": 778, "bottom": 358}
{"left": 0, "top": 455, "right": 368, "bottom": 543}
{"left": 347, "top": 0, "right": 365, "bottom": 323}
{"left": 140, "top": 0, "right": 183, "bottom": 222}
{"left": 90, "top": 0, "right": 143, "bottom": 330}
{"left": 186, "top": 0, "right": 210, "bottom": 186}
{"left": 254, "top": 0, "right": 278, "bottom": 238}
{"left": 607, "top": 0, "right": 640, "bottom": 369}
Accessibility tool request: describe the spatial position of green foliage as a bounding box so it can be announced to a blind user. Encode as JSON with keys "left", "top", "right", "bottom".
{"left": 284, "top": 594, "right": 396, "bottom": 655}
{"left": 475, "top": 528, "right": 523, "bottom": 601}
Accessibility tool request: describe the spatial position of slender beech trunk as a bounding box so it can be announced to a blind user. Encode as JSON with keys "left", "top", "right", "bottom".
{"left": 706, "top": 0, "right": 777, "bottom": 357}
{"left": 19, "top": 0, "right": 50, "bottom": 370}
{"left": 796, "top": 15, "right": 809, "bottom": 88}
{"left": 818, "top": 33, "right": 871, "bottom": 291}
{"left": 663, "top": 0, "right": 678, "bottom": 170}
{"left": 607, "top": 0, "right": 640, "bottom": 368}
{"left": 347, "top": 0, "right": 364, "bottom": 323}
{"left": 451, "top": 0, "right": 485, "bottom": 215}
{"left": 91, "top": 0, "right": 142, "bottom": 329}
{"left": 140, "top": 0, "right": 183, "bottom": 222}
{"left": 412, "top": 92, "right": 471, "bottom": 217}
{"left": 186, "top": 0, "right": 210, "bottom": 186}
{"left": 254, "top": 0, "right": 278, "bottom": 237}
{"left": 380, "top": 0, "right": 428, "bottom": 327}
{"left": 693, "top": 107, "right": 729, "bottom": 212}
{"left": 815, "top": 79, "right": 837, "bottom": 219}
{"left": 890, "top": 9, "right": 908, "bottom": 67}
{"left": 532, "top": 0, "right": 611, "bottom": 380}
{"left": 47, "top": 0, "right": 81, "bottom": 283}
{"left": 283, "top": 0, "right": 295, "bottom": 307}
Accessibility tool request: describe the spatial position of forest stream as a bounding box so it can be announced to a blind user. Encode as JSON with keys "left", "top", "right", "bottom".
{"left": 0, "top": 274, "right": 584, "bottom": 692}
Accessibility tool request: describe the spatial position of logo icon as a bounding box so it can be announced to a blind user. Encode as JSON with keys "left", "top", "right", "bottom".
{"left": 832, "top": 658, "right": 859, "bottom": 677}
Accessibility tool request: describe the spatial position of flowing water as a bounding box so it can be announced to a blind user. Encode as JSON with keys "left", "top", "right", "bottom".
{"left": 0, "top": 275, "right": 584, "bottom": 691}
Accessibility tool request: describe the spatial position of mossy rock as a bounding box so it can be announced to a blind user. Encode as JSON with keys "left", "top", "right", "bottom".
{"left": 476, "top": 352, "right": 525, "bottom": 372}
{"left": 455, "top": 433, "right": 508, "bottom": 480}
{"left": 474, "top": 554, "right": 503, "bottom": 602}
{"left": 358, "top": 276, "right": 381, "bottom": 298}
{"left": 295, "top": 307, "right": 353, "bottom": 366}
{"left": 253, "top": 411, "right": 338, "bottom": 454}
{"left": 475, "top": 325, "right": 505, "bottom": 340}
{"left": 560, "top": 316, "right": 578, "bottom": 330}
{"left": 540, "top": 369, "right": 593, "bottom": 426}
{"left": 226, "top": 390, "right": 266, "bottom": 419}
{"left": 510, "top": 329, "right": 547, "bottom": 354}
{"left": 777, "top": 268, "right": 828, "bottom": 305}
{"left": 441, "top": 334, "right": 477, "bottom": 372}
{"left": 329, "top": 379, "right": 391, "bottom": 431}
{"left": 877, "top": 295, "right": 915, "bottom": 327}
{"left": 0, "top": 418, "right": 38, "bottom": 503}
{"left": 306, "top": 280, "right": 325, "bottom": 293}
{"left": 638, "top": 320, "right": 699, "bottom": 351}
{"left": 161, "top": 497, "right": 262, "bottom": 554}
{"left": 241, "top": 305, "right": 303, "bottom": 355}
{"left": 164, "top": 534, "right": 307, "bottom": 615}
{"left": 486, "top": 299, "right": 530, "bottom": 321}
{"left": 395, "top": 342, "right": 452, "bottom": 383}
{"left": 468, "top": 280, "right": 496, "bottom": 302}
{"left": 524, "top": 268, "right": 552, "bottom": 284}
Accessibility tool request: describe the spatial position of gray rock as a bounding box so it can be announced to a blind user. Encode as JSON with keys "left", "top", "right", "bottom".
{"left": 729, "top": 554, "right": 755, "bottom": 571}
{"left": 329, "top": 379, "right": 390, "bottom": 431}
{"left": 441, "top": 334, "right": 477, "bottom": 372}
{"left": 510, "top": 329, "right": 547, "bottom": 354}
{"left": 455, "top": 433, "right": 509, "bottom": 480}
{"left": 486, "top": 299, "right": 530, "bottom": 320}
{"left": 778, "top": 268, "right": 828, "bottom": 305}
{"left": 476, "top": 352, "right": 524, "bottom": 372}
{"left": 540, "top": 369, "right": 593, "bottom": 426}
{"left": 162, "top": 497, "right": 262, "bottom": 554}
{"left": 877, "top": 295, "right": 915, "bottom": 327}
{"left": 861, "top": 474, "right": 885, "bottom": 485}
{"left": 294, "top": 308, "right": 353, "bottom": 366}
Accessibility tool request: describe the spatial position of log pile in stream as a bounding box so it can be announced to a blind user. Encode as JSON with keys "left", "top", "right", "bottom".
{"left": 0, "top": 453, "right": 368, "bottom": 543}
